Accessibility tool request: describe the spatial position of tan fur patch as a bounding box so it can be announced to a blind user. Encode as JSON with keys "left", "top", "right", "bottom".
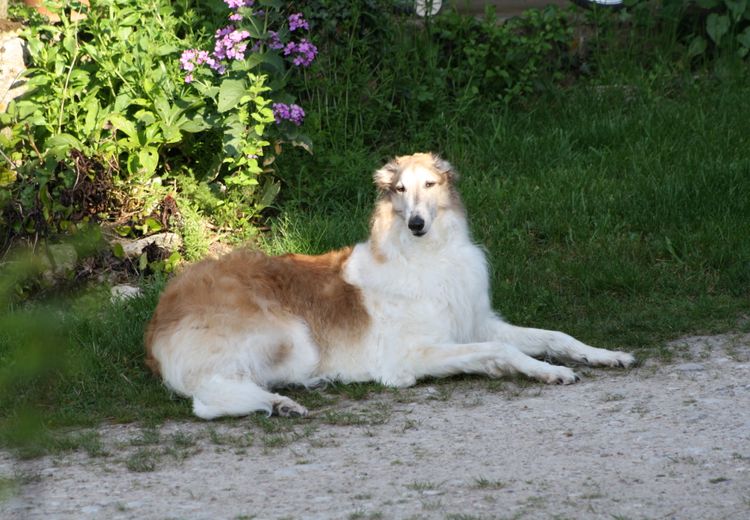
{"left": 144, "top": 248, "right": 371, "bottom": 375}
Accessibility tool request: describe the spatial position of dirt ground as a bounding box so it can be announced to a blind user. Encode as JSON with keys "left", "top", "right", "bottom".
{"left": 2, "top": 333, "right": 749, "bottom": 520}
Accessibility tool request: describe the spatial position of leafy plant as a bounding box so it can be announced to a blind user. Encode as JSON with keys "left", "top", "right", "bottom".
{"left": 689, "top": 0, "right": 750, "bottom": 58}
{"left": 0, "top": 0, "right": 318, "bottom": 258}
{"left": 617, "top": 0, "right": 750, "bottom": 60}
{"left": 432, "top": 5, "right": 575, "bottom": 103}
{"left": 1, "top": 1, "right": 198, "bottom": 240}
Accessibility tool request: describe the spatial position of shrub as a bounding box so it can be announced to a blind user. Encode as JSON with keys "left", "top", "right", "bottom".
{"left": 614, "top": 0, "right": 750, "bottom": 60}
{"left": 0, "top": 0, "right": 317, "bottom": 258}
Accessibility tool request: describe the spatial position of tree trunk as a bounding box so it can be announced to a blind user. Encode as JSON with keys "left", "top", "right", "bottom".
{"left": 0, "top": 0, "right": 8, "bottom": 21}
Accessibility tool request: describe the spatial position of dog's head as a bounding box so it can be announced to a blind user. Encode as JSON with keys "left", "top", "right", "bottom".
{"left": 373, "top": 153, "right": 460, "bottom": 237}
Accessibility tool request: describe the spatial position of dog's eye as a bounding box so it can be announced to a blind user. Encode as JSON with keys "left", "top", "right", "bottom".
{"left": 395, "top": 185, "right": 406, "bottom": 193}
{"left": 425, "top": 181, "right": 436, "bottom": 188}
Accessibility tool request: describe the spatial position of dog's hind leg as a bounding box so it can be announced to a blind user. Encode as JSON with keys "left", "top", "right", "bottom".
{"left": 192, "top": 375, "right": 308, "bottom": 420}
{"left": 481, "top": 317, "right": 635, "bottom": 368}
{"left": 382, "top": 342, "right": 580, "bottom": 387}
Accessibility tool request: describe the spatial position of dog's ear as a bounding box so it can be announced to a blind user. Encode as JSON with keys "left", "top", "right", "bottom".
{"left": 373, "top": 159, "right": 400, "bottom": 192}
{"left": 432, "top": 154, "right": 459, "bottom": 184}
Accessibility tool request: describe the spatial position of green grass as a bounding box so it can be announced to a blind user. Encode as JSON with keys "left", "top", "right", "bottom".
{"left": 1, "top": 12, "right": 750, "bottom": 456}
{"left": 270, "top": 72, "right": 750, "bottom": 356}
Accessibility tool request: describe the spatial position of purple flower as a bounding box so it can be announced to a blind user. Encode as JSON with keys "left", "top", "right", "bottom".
{"left": 267, "top": 31, "right": 283, "bottom": 50}
{"left": 273, "top": 103, "right": 305, "bottom": 125}
{"left": 224, "top": 0, "right": 253, "bottom": 8}
{"left": 229, "top": 13, "right": 243, "bottom": 21}
{"left": 213, "top": 26, "right": 251, "bottom": 62}
{"left": 283, "top": 39, "right": 317, "bottom": 68}
{"left": 184, "top": 74, "right": 193, "bottom": 84}
{"left": 180, "top": 49, "right": 197, "bottom": 71}
{"left": 288, "top": 13, "right": 309, "bottom": 32}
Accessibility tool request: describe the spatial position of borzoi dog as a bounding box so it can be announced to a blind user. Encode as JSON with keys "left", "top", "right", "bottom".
{"left": 145, "top": 153, "right": 635, "bottom": 419}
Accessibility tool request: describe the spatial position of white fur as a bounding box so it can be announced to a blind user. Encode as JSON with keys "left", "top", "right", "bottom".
{"left": 148, "top": 154, "right": 635, "bottom": 419}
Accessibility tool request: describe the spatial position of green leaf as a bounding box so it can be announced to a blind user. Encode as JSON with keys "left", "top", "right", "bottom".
{"left": 160, "top": 123, "right": 182, "bottom": 144}
{"left": 82, "top": 97, "right": 100, "bottom": 138}
{"left": 258, "top": 0, "right": 283, "bottom": 9}
{"left": 143, "top": 217, "right": 162, "bottom": 233}
{"left": 108, "top": 114, "right": 137, "bottom": 138}
{"left": 737, "top": 26, "right": 750, "bottom": 49}
{"left": 112, "top": 242, "right": 125, "bottom": 259}
{"left": 261, "top": 52, "right": 285, "bottom": 74}
{"left": 230, "top": 53, "right": 265, "bottom": 72}
{"left": 724, "top": 0, "right": 747, "bottom": 22}
{"left": 62, "top": 34, "right": 77, "bottom": 55}
{"left": 245, "top": 24, "right": 265, "bottom": 39}
{"left": 134, "top": 110, "right": 157, "bottom": 126}
{"left": 217, "top": 79, "right": 247, "bottom": 113}
{"left": 119, "top": 11, "right": 141, "bottom": 26}
{"left": 257, "top": 178, "right": 280, "bottom": 209}
{"left": 706, "top": 13, "right": 730, "bottom": 44}
{"left": 155, "top": 44, "right": 179, "bottom": 56}
{"left": 687, "top": 35, "right": 707, "bottom": 58}
{"left": 114, "top": 94, "right": 133, "bottom": 113}
{"left": 137, "top": 147, "right": 159, "bottom": 175}
{"left": 696, "top": 0, "right": 720, "bottom": 8}
{"left": 153, "top": 97, "right": 172, "bottom": 124}
{"left": 46, "top": 134, "right": 83, "bottom": 158}
{"left": 138, "top": 252, "right": 148, "bottom": 271}
{"left": 114, "top": 225, "right": 132, "bottom": 237}
{"left": 222, "top": 114, "right": 245, "bottom": 157}
{"left": 165, "top": 251, "right": 181, "bottom": 273}
{"left": 14, "top": 100, "right": 41, "bottom": 120}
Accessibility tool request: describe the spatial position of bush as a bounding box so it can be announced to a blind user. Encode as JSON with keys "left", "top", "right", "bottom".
{"left": 0, "top": 0, "right": 317, "bottom": 258}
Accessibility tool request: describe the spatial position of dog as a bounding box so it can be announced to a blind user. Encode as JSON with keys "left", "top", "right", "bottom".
{"left": 145, "top": 153, "right": 635, "bottom": 419}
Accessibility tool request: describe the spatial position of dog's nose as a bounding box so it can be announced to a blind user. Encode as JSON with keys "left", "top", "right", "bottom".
{"left": 408, "top": 215, "right": 425, "bottom": 232}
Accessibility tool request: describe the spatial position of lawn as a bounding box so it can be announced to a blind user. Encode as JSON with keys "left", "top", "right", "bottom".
{"left": 1, "top": 3, "right": 749, "bottom": 455}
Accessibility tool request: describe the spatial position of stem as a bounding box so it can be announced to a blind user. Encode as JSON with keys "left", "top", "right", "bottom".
{"left": 57, "top": 37, "right": 80, "bottom": 134}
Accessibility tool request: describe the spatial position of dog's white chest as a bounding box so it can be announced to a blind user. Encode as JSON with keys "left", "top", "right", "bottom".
{"left": 346, "top": 241, "right": 489, "bottom": 343}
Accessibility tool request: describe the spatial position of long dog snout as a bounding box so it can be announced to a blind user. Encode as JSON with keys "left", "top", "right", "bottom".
{"left": 408, "top": 215, "right": 426, "bottom": 235}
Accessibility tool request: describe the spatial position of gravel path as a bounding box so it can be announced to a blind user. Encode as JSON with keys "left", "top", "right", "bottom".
{"left": 2, "top": 333, "right": 749, "bottom": 519}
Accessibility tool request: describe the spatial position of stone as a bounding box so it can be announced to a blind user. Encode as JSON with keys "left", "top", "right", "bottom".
{"left": 0, "top": 34, "right": 27, "bottom": 113}
{"left": 110, "top": 284, "right": 142, "bottom": 302}
{"left": 113, "top": 233, "right": 182, "bottom": 258}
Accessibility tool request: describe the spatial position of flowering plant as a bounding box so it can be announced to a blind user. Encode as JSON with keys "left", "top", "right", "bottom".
{"left": 178, "top": 0, "right": 317, "bottom": 184}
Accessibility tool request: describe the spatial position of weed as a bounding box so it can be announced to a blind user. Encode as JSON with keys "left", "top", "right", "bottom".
{"left": 130, "top": 427, "right": 161, "bottom": 446}
{"left": 322, "top": 403, "right": 392, "bottom": 427}
{"left": 473, "top": 477, "right": 507, "bottom": 490}
{"left": 327, "top": 381, "right": 388, "bottom": 401}
{"left": 406, "top": 481, "right": 440, "bottom": 492}
{"left": 170, "top": 431, "right": 196, "bottom": 449}
{"left": 207, "top": 428, "right": 254, "bottom": 449}
{"left": 0, "top": 476, "right": 19, "bottom": 501}
{"left": 125, "top": 448, "right": 160, "bottom": 472}
{"left": 401, "top": 419, "right": 420, "bottom": 432}
{"left": 420, "top": 498, "right": 443, "bottom": 511}
{"left": 348, "top": 511, "right": 383, "bottom": 520}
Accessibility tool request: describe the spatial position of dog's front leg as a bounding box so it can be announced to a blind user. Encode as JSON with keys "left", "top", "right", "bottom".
{"left": 378, "top": 342, "right": 579, "bottom": 387}
{"left": 480, "top": 317, "right": 635, "bottom": 368}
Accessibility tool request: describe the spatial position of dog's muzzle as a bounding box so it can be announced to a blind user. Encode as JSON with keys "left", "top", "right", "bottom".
{"left": 408, "top": 215, "right": 426, "bottom": 236}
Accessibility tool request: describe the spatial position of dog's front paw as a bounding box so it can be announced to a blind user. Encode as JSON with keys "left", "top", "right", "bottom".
{"left": 583, "top": 349, "right": 636, "bottom": 369}
{"left": 536, "top": 365, "right": 580, "bottom": 385}
{"left": 272, "top": 397, "right": 308, "bottom": 418}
